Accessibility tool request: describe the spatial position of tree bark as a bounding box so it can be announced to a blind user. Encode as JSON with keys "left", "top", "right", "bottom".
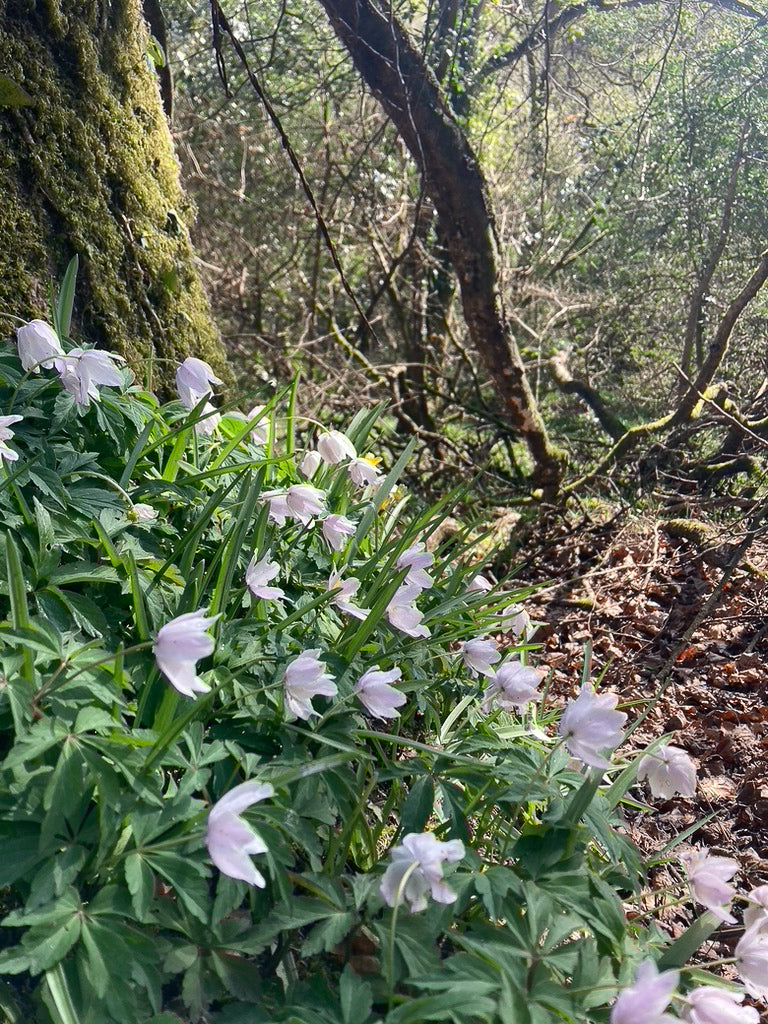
{"left": 315, "top": 0, "right": 565, "bottom": 495}
{"left": 0, "top": 0, "right": 227, "bottom": 389}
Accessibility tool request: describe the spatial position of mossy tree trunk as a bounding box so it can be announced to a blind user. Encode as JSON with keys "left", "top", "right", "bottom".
{"left": 0, "top": 0, "right": 227, "bottom": 389}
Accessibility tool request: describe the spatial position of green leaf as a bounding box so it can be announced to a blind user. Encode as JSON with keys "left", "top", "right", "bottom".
{"left": 301, "top": 911, "right": 357, "bottom": 957}
{"left": 0, "top": 75, "right": 33, "bottom": 107}
{"left": 124, "top": 549, "right": 151, "bottom": 641}
{"left": 143, "top": 852, "right": 210, "bottom": 924}
{"left": 657, "top": 911, "right": 721, "bottom": 970}
{"left": 78, "top": 921, "right": 109, "bottom": 998}
{"left": 41, "top": 964, "right": 83, "bottom": 1024}
{"left": 27, "top": 915, "right": 82, "bottom": 974}
{"left": 340, "top": 965, "right": 372, "bottom": 1024}
{"left": 386, "top": 991, "right": 472, "bottom": 1023}
{"left": 54, "top": 255, "right": 79, "bottom": 341}
{"left": 399, "top": 776, "right": 435, "bottom": 838}
{"left": 47, "top": 562, "right": 121, "bottom": 586}
{"left": 5, "top": 532, "right": 34, "bottom": 681}
{"left": 125, "top": 852, "right": 155, "bottom": 921}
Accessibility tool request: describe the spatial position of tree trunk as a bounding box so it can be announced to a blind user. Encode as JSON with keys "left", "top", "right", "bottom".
{"left": 0, "top": 0, "right": 227, "bottom": 389}
{"left": 315, "top": 0, "right": 565, "bottom": 495}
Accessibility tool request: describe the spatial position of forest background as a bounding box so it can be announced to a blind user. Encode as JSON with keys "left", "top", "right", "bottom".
{"left": 0, "top": 2, "right": 767, "bottom": 1022}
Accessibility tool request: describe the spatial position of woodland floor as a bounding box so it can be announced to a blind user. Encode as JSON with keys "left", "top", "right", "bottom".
{"left": 516, "top": 512, "right": 768, "bottom": 995}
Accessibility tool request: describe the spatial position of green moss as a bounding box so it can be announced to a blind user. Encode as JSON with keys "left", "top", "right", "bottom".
{"left": 0, "top": 0, "right": 229, "bottom": 392}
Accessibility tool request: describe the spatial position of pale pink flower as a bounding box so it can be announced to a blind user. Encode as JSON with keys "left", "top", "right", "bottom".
{"left": 245, "top": 554, "right": 284, "bottom": 601}
{"left": 483, "top": 660, "right": 545, "bottom": 712}
{"left": 397, "top": 543, "right": 434, "bottom": 589}
{"left": 0, "top": 415, "right": 22, "bottom": 463}
{"left": 129, "top": 502, "right": 157, "bottom": 523}
{"left": 386, "top": 583, "right": 429, "bottom": 638}
{"left": 283, "top": 649, "right": 337, "bottom": 720}
{"left": 16, "top": 319, "right": 64, "bottom": 372}
{"left": 175, "top": 357, "right": 222, "bottom": 409}
{"left": 206, "top": 780, "right": 273, "bottom": 887}
{"left": 300, "top": 450, "right": 322, "bottom": 478}
{"left": 348, "top": 457, "right": 381, "bottom": 488}
{"left": 736, "top": 924, "right": 768, "bottom": 1000}
{"left": 610, "top": 960, "right": 679, "bottom": 1024}
{"left": 380, "top": 832, "right": 464, "bottom": 913}
{"left": 154, "top": 609, "right": 220, "bottom": 698}
{"left": 246, "top": 405, "right": 269, "bottom": 445}
{"left": 285, "top": 484, "right": 326, "bottom": 523}
{"left": 467, "top": 574, "right": 492, "bottom": 594}
{"left": 559, "top": 684, "right": 627, "bottom": 770}
{"left": 317, "top": 429, "right": 356, "bottom": 465}
{"left": 498, "top": 603, "right": 532, "bottom": 637}
{"left": 355, "top": 666, "right": 405, "bottom": 720}
{"left": 322, "top": 514, "right": 356, "bottom": 552}
{"left": 194, "top": 400, "right": 220, "bottom": 437}
{"left": 58, "top": 348, "right": 124, "bottom": 407}
{"left": 743, "top": 886, "right": 768, "bottom": 932}
{"left": 681, "top": 850, "right": 738, "bottom": 924}
{"left": 261, "top": 490, "right": 292, "bottom": 526}
{"left": 683, "top": 987, "right": 759, "bottom": 1024}
{"left": 327, "top": 571, "right": 366, "bottom": 620}
{"left": 460, "top": 637, "right": 500, "bottom": 678}
{"left": 637, "top": 745, "right": 697, "bottom": 800}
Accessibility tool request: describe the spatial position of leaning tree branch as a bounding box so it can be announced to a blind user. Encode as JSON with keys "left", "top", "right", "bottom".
{"left": 315, "top": 0, "right": 565, "bottom": 495}
{"left": 549, "top": 352, "right": 627, "bottom": 441}
{"left": 672, "top": 250, "right": 768, "bottom": 425}
{"left": 678, "top": 120, "right": 748, "bottom": 395}
{"left": 563, "top": 250, "right": 768, "bottom": 494}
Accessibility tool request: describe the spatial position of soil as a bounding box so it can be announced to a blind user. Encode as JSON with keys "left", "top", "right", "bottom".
{"left": 515, "top": 512, "right": 768, "bottom": 1000}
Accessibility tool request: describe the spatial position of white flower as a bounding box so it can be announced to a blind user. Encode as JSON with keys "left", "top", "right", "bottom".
{"left": 285, "top": 484, "right": 326, "bottom": 523}
{"left": 317, "top": 429, "right": 356, "bottom": 465}
{"left": 483, "top": 660, "right": 545, "bottom": 712}
{"left": 380, "top": 832, "right": 464, "bottom": 913}
{"left": 743, "top": 886, "right": 768, "bottom": 931}
{"left": 348, "top": 456, "right": 381, "bottom": 488}
{"left": 386, "top": 583, "right": 429, "bottom": 638}
{"left": 261, "top": 490, "right": 292, "bottom": 526}
{"left": 16, "top": 320, "right": 64, "bottom": 372}
{"left": 558, "top": 684, "right": 627, "bottom": 770}
{"left": 681, "top": 850, "right": 738, "bottom": 924}
{"left": 154, "top": 609, "right": 220, "bottom": 698}
{"left": 637, "top": 745, "right": 697, "bottom": 800}
{"left": 498, "top": 603, "right": 532, "bottom": 637}
{"left": 736, "top": 924, "right": 768, "bottom": 1000}
{"left": 460, "top": 637, "right": 500, "bottom": 677}
{"left": 355, "top": 666, "right": 405, "bottom": 720}
{"left": 610, "top": 960, "right": 679, "bottom": 1024}
{"left": 397, "top": 543, "right": 434, "bottom": 589}
{"left": 0, "top": 415, "right": 22, "bottom": 463}
{"left": 283, "top": 649, "right": 337, "bottom": 720}
{"left": 58, "top": 348, "right": 124, "bottom": 407}
{"left": 193, "top": 400, "right": 220, "bottom": 437}
{"left": 683, "top": 987, "right": 759, "bottom": 1024}
{"left": 245, "top": 554, "right": 284, "bottom": 601}
{"left": 300, "top": 450, "right": 322, "bottom": 478}
{"left": 327, "top": 571, "right": 366, "bottom": 620}
{"left": 322, "top": 514, "right": 356, "bottom": 552}
{"left": 246, "top": 405, "right": 269, "bottom": 445}
{"left": 175, "top": 357, "right": 223, "bottom": 410}
{"left": 467, "top": 573, "right": 492, "bottom": 594}
{"left": 129, "top": 502, "right": 157, "bottom": 523}
{"left": 206, "top": 780, "right": 273, "bottom": 887}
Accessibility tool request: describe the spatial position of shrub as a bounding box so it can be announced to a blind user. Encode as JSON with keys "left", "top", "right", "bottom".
{"left": 0, "top": 310, "right": 762, "bottom": 1024}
